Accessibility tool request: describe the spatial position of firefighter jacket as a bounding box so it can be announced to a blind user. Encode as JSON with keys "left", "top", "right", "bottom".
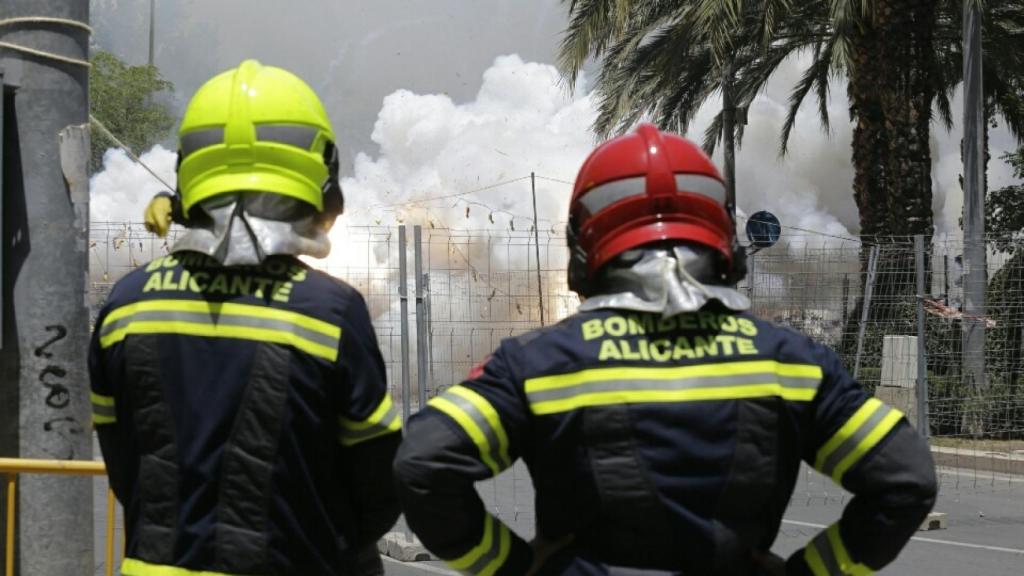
{"left": 89, "top": 252, "right": 402, "bottom": 576}
{"left": 394, "top": 304, "right": 937, "bottom": 575}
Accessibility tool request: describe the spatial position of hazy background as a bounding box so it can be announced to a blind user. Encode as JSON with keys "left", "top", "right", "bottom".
{"left": 89, "top": 0, "right": 1020, "bottom": 241}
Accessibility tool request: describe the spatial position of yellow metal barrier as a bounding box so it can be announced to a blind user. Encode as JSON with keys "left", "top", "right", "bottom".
{"left": 0, "top": 458, "right": 119, "bottom": 576}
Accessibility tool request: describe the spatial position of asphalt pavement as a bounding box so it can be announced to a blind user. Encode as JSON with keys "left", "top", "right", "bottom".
{"left": 88, "top": 438, "right": 1023, "bottom": 576}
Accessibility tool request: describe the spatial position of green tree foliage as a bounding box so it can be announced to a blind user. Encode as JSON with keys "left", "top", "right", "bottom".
{"left": 89, "top": 50, "right": 176, "bottom": 172}
{"left": 983, "top": 148, "right": 1024, "bottom": 439}
{"left": 988, "top": 147, "right": 1024, "bottom": 252}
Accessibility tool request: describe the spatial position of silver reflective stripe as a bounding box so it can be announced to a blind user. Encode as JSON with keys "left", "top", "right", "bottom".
{"left": 811, "top": 530, "right": 842, "bottom": 575}
{"left": 255, "top": 124, "right": 319, "bottom": 150}
{"left": 92, "top": 403, "right": 116, "bottom": 419}
{"left": 99, "top": 310, "right": 339, "bottom": 350}
{"left": 340, "top": 407, "right": 400, "bottom": 444}
{"left": 578, "top": 174, "right": 727, "bottom": 216}
{"left": 465, "top": 515, "right": 505, "bottom": 575}
{"left": 674, "top": 174, "right": 726, "bottom": 204}
{"left": 179, "top": 128, "right": 225, "bottom": 157}
{"left": 819, "top": 402, "right": 894, "bottom": 477}
{"left": 526, "top": 372, "right": 820, "bottom": 405}
{"left": 578, "top": 176, "right": 647, "bottom": 215}
{"left": 444, "top": 390, "right": 510, "bottom": 469}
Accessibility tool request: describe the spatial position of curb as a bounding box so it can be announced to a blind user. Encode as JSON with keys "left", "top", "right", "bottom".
{"left": 930, "top": 447, "right": 1024, "bottom": 477}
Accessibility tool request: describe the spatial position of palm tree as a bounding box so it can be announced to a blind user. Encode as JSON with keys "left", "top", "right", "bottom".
{"left": 559, "top": 0, "right": 1024, "bottom": 241}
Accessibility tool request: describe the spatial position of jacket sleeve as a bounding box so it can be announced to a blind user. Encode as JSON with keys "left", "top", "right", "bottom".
{"left": 393, "top": 346, "right": 533, "bottom": 576}
{"left": 335, "top": 292, "right": 402, "bottom": 546}
{"left": 89, "top": 305, "right": 132, "bottom": 502}
{"left": 787, "top": 345, "right": 937, "bottom": 575}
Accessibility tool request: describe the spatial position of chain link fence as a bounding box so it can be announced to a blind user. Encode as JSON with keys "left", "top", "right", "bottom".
{"left": 89, "top": 223, "right": 1024, "bottom": 520}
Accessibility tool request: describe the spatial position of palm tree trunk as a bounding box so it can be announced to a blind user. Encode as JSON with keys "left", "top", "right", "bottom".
{"left": 842, "top": 0, "right": 938, "bottom": 365}
{"left": 851, "top": 0, "right": 937, "bottom": 242}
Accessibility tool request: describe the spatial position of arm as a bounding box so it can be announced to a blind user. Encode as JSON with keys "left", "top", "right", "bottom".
{"left": 89, "top": 308, "right": 130, "bottom": 501}
{"left": 787, "top": 348, "right": 937, "bottom": 575}
{"left": 335, "top": 293, "right": 402, "bottom": 546}
{"left": 393, "top": 349, "right": 533, "bottom": 576}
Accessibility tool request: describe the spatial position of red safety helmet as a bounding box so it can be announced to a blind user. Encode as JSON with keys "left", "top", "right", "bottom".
{"left": 567, "top": 123, "right": 737, "bottom": 294}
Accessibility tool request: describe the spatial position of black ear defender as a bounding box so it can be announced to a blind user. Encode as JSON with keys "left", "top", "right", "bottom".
{"left": 566, "top": 219, "right": 591, "bottom": 297}
{"left": 724, "top": 241, "right": 748, "bottom": 286}
{"left": 151, "top": 151, "right": 186, "bottom": 224}
{"left": 321, "top": 141, "right": 345, "bottom": 217}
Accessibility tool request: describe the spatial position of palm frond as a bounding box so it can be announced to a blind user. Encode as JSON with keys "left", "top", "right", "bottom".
{"left": 558, "top": 0, "right": 637, "bottom": 89}
{"left": 780, "top": 39, "right": 836, "bottom": 154}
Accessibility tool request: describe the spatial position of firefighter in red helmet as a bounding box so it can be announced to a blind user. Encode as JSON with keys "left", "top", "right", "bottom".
{"left": 394, "top": 124, "right": 936, "bottom": 575}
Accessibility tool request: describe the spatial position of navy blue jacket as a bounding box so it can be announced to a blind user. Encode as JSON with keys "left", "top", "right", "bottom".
{"left": 395, "top": 304, "right": 936, "bottom": 575}
{"left": 89, "top": 252, "right": 401, "bottom": 576}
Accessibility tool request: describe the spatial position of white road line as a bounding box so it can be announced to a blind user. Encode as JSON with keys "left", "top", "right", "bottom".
{"left": 781, "top": 519, "right": 1024, "bottom": 555}
{"left": 381, "top": 554, "right": 457, "bottom": 574}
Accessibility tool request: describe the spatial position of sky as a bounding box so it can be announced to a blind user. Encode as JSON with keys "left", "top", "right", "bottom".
{"left": 89, "top": 0, "right": 1020, "bottom": 244}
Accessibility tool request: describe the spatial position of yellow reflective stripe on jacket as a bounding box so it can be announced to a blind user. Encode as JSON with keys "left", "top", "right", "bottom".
{"left": 804, "top": 523, "right": 873, "bottom": 575}
{"left": 428, "top": 386, "right": 512, "bottom": 476}
{"left": 814, "top": 398, "right": 904, "bottom": 484}
{"left": 338, "top": 393, "right": 402, "bottom": 446}
{"left": 121, "top": 557, "right": 246, "bottom": 576}
{"left": 524, "top": 361, "right": 823, "bottom": 416}
{"left": 445, "top": 513, "right": 511, "bottom": 576}
{"left": 90, "top": 389, "right": 116, "bottom": 422}
{"left": 90, "top": 391, "right": 116, "bottom": 425}
{"left": 99, "top": 299, "right": 341, "bottom": 361}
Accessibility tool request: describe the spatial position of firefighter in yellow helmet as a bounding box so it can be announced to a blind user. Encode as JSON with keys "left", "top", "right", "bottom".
{"left": 91, "top": 61, "right": 400, "bottom": 575}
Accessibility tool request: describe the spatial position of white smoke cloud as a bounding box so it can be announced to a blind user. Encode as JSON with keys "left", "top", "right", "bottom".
{"left": 90, "top": 145, "right": 177, "bottom": 222}
{"left": 324, "top": 55, "right": 597, "bottom": 273}
{"left": 339, "top": 54, "right": 595, "bottom": 232}
{"left": 89, "top": 52, "right": 1019, "bottom": 267}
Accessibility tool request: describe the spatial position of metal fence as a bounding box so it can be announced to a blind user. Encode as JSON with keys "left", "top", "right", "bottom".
{"left": 89, "top": 223, "right": 1024, "bottom": 441}
{"left": 89, "top": 222, "right": 1024, "bottom": 525}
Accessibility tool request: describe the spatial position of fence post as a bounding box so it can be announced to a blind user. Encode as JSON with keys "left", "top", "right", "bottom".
{"left": 915, "top": 235, "right": 930, "bottom": 436}
{"left": 414, "top": 225, "right": 428, "bottom": 410}
{"left": 531, "top": 173, "right": 545, "bottom": 326}
{"left": 854, "top": 244, "right": 881, "bottom": 380}
{"left": 747, "top": 251, "right": 756, "bottom": 302}
{"left": 842, "top": 274, "right": 850, "bottom": 327}
{"left": 398, "top": 226, "right": 411, "bottom": 424}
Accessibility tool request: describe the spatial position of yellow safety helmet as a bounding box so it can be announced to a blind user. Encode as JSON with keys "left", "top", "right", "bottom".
{"left": 175, "top": 59, "right": 342, "bottom": 216}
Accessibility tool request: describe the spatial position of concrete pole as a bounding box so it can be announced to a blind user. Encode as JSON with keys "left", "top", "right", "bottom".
{"left": 0, "top": 1, "right": 94, "bottom": 574}
{"left": 962, "top": 0, "right": 987, "bottom": 411}
{"left": 148, "top": 0, "right": 155, "bottom": 67}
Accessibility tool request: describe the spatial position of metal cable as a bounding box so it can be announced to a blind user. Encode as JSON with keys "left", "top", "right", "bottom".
{"left": 0, "top": 16, "right": 92, "bottom": 68}
{"left": 89, "top": 114, "right": 176, "bottom": 193}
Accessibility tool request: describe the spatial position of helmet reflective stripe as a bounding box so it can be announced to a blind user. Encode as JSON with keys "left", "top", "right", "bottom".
{"left": 180, "top": 125, "right": 322, "bottom": 160}
{"left": 180, "top": 128, "right": 225, "bottom": 158}
{"left": 254, "top": 124, "right": 320, "bottom": 151}
{"left": 578, "top": 173, "right": 727, "bottom": 217}
{"left": 675, "top": 174, "right": 727, "bottom": 204}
